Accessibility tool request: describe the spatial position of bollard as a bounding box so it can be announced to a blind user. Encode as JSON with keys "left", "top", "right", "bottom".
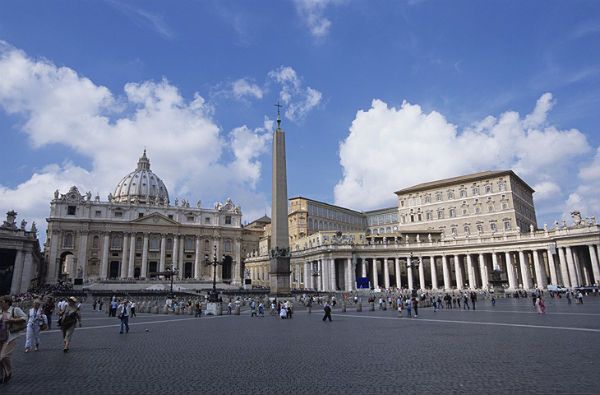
{"left": 357, "top": 302, "right": 362, "bottom": 312}
{"left": 369, "top": 302, "right": 375, "bottom": 311}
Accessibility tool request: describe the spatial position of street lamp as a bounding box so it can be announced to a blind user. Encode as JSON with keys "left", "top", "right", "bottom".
{"left": 204, "top": 245, "right": 224, "bottom": 302}
{"left": 408, "top": 252, "right": 420, "bottom": 297}
{"left": 151, "top": 266, "right": 179, "bottom": 298}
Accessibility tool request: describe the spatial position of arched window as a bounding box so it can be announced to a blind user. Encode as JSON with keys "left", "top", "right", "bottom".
{"left": 63, "top": 233, "right": 74, "bottom": 248}
{"left": 185, "top": 237, "right": 194, "bottom": 251}
{"left": 224, "top": 239, "right": 232, "bottom": 253}
{"left": 111, "top": 234, "right": 122, "bottom": 249}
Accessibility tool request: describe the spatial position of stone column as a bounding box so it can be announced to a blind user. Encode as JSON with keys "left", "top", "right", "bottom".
{"left": 178, "top": 236, "right": 185, "bottom": 280}
{"left": 505, "top": 251, "right": 517, "bottom": 290}
{"left": 172, "top": 235, "right": 179, "bottom": 270}
{"left": 395, "top": 258, "right": 402, "bottom": 289}
{"left": 407, "top": 257, "right": 414, "bottom": 290}
{"left": 565, "top": 246, "right": 579, "bottom": 287}
{"left": 454, "top": 255, "right": 463, "bottom": 289}
{"left": 518, "top": 251, "right": 532, "bottom": 289}
{"left": 233, "top": 237, "right": 242, "bottom": 285}
{"left": 573, "top": 251, "right": 584, "bottom": 285}
{"left": 121, "top": 233, "right": 129, "bottom": 279}
{"left": 546, "top": 249, "right": 558, "bottom": 286}
{"left": 532, "top": 250, "right": 547, "bottom": 288}
{"left": 372, "top": 258, "right": 379, "bottom": 289}
{"left": 317, "top": 260, "right": 323, "bottom": 291}
{"left": 141, "top": 233, "right": 149, "bottom": 279}
{"left": 304, "top": 262, "right": 310, "bottom": 289}
{"left": 442, "top": 255, "right": 450, "bottom": 290}
{"left": 330, "top": 259, "right": 337, "bottom": 291}
{"left": 361, "top": 259, "right": 367, "bottom": 278}
{"left": 194, "top": 236, "right": 201, "bottom": 279}
{"left": 18, "top": 251, "right": 34, "bottom": 293}
{"left": 588, "top": 244, "right": 600, "bottom": 285}
{"left": 159, "top": 234, "right": 167, "bottom": 273}
{"left": 78, "top": 231, "right": 88, "bottom": 279}
{"left": 383, "top": 258, "right": 390, "bottom": 290}
{"left": 430, "top": 256, "right": 438, "bottom": 290}
{"left": 418, "top": 256, "right": 425, "bottom": 290}
{"left": 491, "top": 252, "right": 499, "bottom": 273}
{"left": 128, "top": 235, "right": 136, "bottom": 278}
{"left": 478, "top": 254, "right": 488, "bottom": 289}
{"left": 558, "top": 247, "right": 571, "bottom": 287}
{"left": 346, "top": 258, "right": 353, "bottom": 291}
{"left": 100, "top": 233, "right": 109, "bottom": 280}
{"left": 46, "top": 230, "right": 60, "bottom": 284}
{"left": 10, "top": 250, "right": 24, "bottom": 295}
{"left": 466, "top": 254, "right": 475, "bottom": 289}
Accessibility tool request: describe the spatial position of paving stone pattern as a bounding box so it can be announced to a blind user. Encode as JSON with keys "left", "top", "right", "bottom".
{"left": 3, "top": 297, "right": 600, "bottom": 394}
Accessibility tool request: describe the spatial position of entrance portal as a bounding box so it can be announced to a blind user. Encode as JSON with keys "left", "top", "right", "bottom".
{"left": 109, "top": 261, "right": 120, "bottom": 279}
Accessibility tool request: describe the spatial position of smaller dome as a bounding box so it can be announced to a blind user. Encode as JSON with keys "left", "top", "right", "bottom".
{"left": 113, "top": 150, "right": 170, "bottom": 205}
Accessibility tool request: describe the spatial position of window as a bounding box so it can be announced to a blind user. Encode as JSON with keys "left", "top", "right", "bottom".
{"left": 475, "top": 207, "right": 481, "bottom": 214}
{"left": 111, "top": 235, "right": 122, "bottom": 249}
{"left": 136, "top": 237, "right": 143, "bottom": 250}
{"left": 184, "top": 237, "right": 194, "bottom": 251}
{"left": 67, "top": 206, "right": 76, "bottom": 215}
{"left": 424, "top": 195, "right": 431, "bottom": 204}
{"left": 464, "top": 225, "right": 470, "bottom": 234}
{"left": 205, "top": 217, "right": 211, "bottom": 224}
{"left": 138, "top": 213, "right": 144, "bottom": 218}
{"left": 490, "top": 223, "right": 497, "bottom": 232}
{"left": 114, "top": 211, "right": 123, "bottom": 218}
{"left": 417, "top": 213, "right": 422, "bottom": 221}
{"left": 447, "top": 191, "right": 455, "bottom": 199}
{"left": 499, "top": 181, "right": 506, "bottom": 191}
{"left": 149, "top": 237, "right": 160, "bottom": 251}
{"left": 488, "top": 205, "right": 494, "bottom": 212}
{"left": 472, "top": 186, "right": 480, "bottom": 195}
{"left": 166, "top": 238, "right": 173, "bottom": 250}
{"left": 63, "top": 233, "right": 74, "bottom": 248}
{"left": 436, "top": 192, "right": 443, "bottom": 202}
{"left": 460, "top": 190, "right": 467, "bottom": 198}
{"left": 92, "top": 236, "right": 99, "bottom": 249}
{"left": 504, "top": 221, "right": 511, "bottom": 231}
{"left": 502, "top": 202, "right": 508, "bottom": 210}
{"left": 426, "top": 212, "right": 433, "bottom": 221}
{"left": 485, "top": 185, "right": 492, "bottom": 194}
{"left": 462, "top": 208, "right": 468, "bottom": 216}
{"left": 451, "top": 227, "right": 457, "bottom": 236}
{"left": 204, "top": 239, "right": 210, "bottom": 251}
{"left": 168, "top": 214, "right": 174, "bottom": 219}
{"left": 437, "top": 210, "right": 444, "bottom": 219}
{"left": 449, "top": 208, "right": 456, "bottom": 218}
{"left": 187, "top": 216, "right": 194, "bottom": 222}
{"left": 477, "top": 224, "right": 483, "bottom": 233}
{"left": 95, "top": 210, "right": 102, "bottom": 217}
{"left": 224, "top": 239, "right": 232, "bottom": 253}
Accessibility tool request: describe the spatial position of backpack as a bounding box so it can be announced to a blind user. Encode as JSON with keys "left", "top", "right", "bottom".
{"left": 61, "top": 310, "right": 78, "bottom": 328}
{"left": 324, "top": 305, "right": 331, "bottom": 313}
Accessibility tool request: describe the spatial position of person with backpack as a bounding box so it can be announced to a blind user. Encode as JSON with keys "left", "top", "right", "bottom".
{"left": 0, "top": 295, "right": 27, "bottom": 384}
{"left": 60, "top": 297, "right": 82, "bottom": 352}
{"left": 322, "top": 302, "right": 332, "bottom": 322}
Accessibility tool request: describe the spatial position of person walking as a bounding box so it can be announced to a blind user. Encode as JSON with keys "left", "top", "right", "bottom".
{"left": 116, "top": 300, "right": 131, "bottom": 334}
{"left": 227, "top": 302, "right": 233, "bottom": 315}
{"left": 0, "top": 295, "right": 27, "bottom": 384}
{"left": 258, "top": 302, "right": 265, "bottom": 317}
{"left": 406, "top": 297, "right": 413, "bottom": 318}
{"left": 470, "top": 292, "right": 477, "bottom": 310}
{"left": 60, "top": 297, "right": 82, "bottom": 352}
{"left": 535, "top": 296, "right": 546, "bottom": 314}
{"left": 577, "top": 291, "right": 584, "bottom": 304}
{"left": 43, "top": 297, "right": 55, "bottom": 330}
{"left": 413, "top": 297, "right": 419, "bottom": 318}
{"left": 322, "top": 302, "right": 332, "bottom": 322}
{"left": 250, "top": 300, "right": 257, "bottom": 317}
{"left": 130, "top": 301, "right": 136, "bottom": 317}
{"left": 25, "top": 299, "right": 47, "bottom": 352}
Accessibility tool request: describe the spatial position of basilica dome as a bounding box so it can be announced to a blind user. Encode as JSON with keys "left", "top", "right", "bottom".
{"left": 112, "top": 150, "right": 170, "bottom": 205}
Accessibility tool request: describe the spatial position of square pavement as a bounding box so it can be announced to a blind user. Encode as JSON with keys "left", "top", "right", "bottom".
{"left": 4, "top": 296, "right": 600, "bottom": 394}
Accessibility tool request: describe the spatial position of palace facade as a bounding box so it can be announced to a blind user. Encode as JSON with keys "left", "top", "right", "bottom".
{"left": 245, "top": 170, "right": 600, "bottom": 292}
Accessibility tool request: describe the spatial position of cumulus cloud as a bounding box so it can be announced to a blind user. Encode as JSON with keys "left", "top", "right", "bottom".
{"left": 268, "top": 66, "right": 322, "bottom": 121}
{"left": 294, "top": 0, "right": 336, "bottom": 39}
{"left": 334, "top": 94, "right": 592, "bottom": 216}
{"left": 566, "top": 147, "right": 600, "bottom": 218}
{"left": 533, "top": 181, "right": 561, "bottom": 201}
{"left": 0, "top": 42, "right": 271, "bottom": 240}
{"left": 232, "top": 78, "right": 263, "bottom": 100}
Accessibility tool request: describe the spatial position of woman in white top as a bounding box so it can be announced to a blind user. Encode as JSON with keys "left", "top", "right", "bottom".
{"left": 0, "top": 295, "right": 27, "bottom": 384}
{"left": 25, "top": 299, "right": 47, "bottom": 352}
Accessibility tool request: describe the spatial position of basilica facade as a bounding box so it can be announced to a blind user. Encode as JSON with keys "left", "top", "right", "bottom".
{"left": 45, "top": 151, "right": 246, "bottom": 288}
{"left": 245, "top": 170, "right": 600, "bottom": 293}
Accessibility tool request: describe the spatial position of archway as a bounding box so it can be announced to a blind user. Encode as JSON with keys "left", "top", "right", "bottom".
{"left": 134, "top": 267, "right": 141, "bottom": 279}
{"left": 109, "top": 261, "right": 120, "bottom": 279}
{"left": 0, "top": 249, "right": 16, "bottom": 295}
{"left": 148, "top": 262, "right": 158, "bottom": 278}
{"left": 59, "top": 252, "right": 74, "bottom": 280}
{"left": 184, "top": 262, "right": 193, "bottom": 279}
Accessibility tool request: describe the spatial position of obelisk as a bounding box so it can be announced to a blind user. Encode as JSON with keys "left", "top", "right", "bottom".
{"left": 269, "top": 104, "right": 291, "bottom": 296}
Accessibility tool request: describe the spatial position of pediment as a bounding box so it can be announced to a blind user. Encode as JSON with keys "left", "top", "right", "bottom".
{"left": 130, "top": 212, "right": 180, "bottom": 226}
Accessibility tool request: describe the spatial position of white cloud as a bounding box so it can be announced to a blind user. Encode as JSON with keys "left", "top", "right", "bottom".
{"left": 565, "top": 147, "right": 600, "bottom": 218}
{"left": 334, "top": 94, "right": 592, "bottom": 217}
{"left": 107, "top": 0, "right": 175, "bottom": 40}
{"left": 268, "top": 66, "right": 322, "bottom": 121}
{"left": 232, "top": 78, "right": 263, "bottom": 100}
{"left": 294, "top": 0, "right": 335, "bottom": 39}
{"left": 533, "top": 181, "right": 561, "bottom": 201}
{"left": 0, "top": 42, "right": 271, "bottom": 240}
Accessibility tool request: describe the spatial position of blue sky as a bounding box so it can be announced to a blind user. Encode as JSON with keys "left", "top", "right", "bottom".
{"left": 1, "top": 0, "right": 600, "bottom": 241}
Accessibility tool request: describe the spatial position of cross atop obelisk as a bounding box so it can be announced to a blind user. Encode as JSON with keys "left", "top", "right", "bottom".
{"left": 269, "top": 102, "right": 291, "bottom": 295}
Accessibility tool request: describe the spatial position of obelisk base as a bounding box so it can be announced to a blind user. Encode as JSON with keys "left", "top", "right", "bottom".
{"left": 269, "top": 256, "right": 291, "bottom": 296}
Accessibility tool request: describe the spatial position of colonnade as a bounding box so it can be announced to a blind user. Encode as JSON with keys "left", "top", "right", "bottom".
{"left": 249, "top": 243, "right": 600, "bottom": 292}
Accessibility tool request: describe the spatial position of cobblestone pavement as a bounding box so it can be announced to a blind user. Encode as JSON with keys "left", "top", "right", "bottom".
{"left": 3, "top": 296, "right": 600, "bottom": 394}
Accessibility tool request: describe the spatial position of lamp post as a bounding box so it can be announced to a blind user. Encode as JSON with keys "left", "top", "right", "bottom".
{"left": 408, "top": 252, "right": 420, "bottom": 297}
{"left": 204, "top": 245, "right": 224, "bottom": 303}
{"left": 151, "top": 266, "right": 179, "bottom": 298}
